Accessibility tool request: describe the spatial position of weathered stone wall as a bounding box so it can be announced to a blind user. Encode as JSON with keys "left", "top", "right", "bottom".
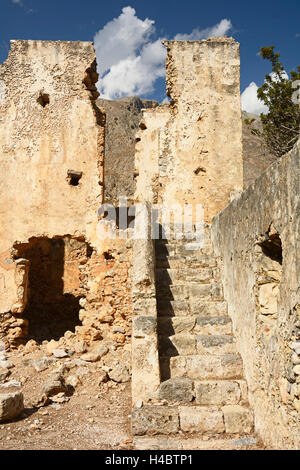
{"left": 131, "top": 203, "right": 160, "bottom": 404}
{"left": 153, "top": 38, "right": 242, "bottom": 223}
{"left": 134, "top": 105, "right": 170, "bottom": 205}
{"left": 0, "top": 41, "right": 117, "bottom": 342}
{"left": 77, "top": 236, "right": 133, "bottom": 347}
{"left": 212, "top": 139, "right": 300, "bottom": 449}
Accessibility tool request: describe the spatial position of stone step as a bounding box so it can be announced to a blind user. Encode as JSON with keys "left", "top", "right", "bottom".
{"left": 194, "top": 380, "right": 249, "bottom": 406}
{"left": 155, "top": 267, "right": 215, "bottom": 284}
{"left": 158, "top": 334, "right": 236, "bottom": 357}
{"left": 155, "top": 256, "right": 183, "bottom": 269}
{"left": 196, "top": 317, "right": 232, "bottom": 335}
{"left": 156, "top": 284, "right": 189, "bottom": 300}
{"left": 176, "top": 244, "right": 214, "bottom": 257}
{"left": 158, "top": 316, "right": 196, "bottom": 335}
{"left": 157, "top": 316, "right": 232, "bottom": 335}
{"left": 158, "top": 235, "right": 213, "bottom": 249}
{"left": 190, "top": 300, "right": 228, "bottom": 317}
{"left": 155, "top": 246, "right": 218, "bottom": 269}
{"left": 156, "top": 282, "right": 224, "bottom": 301}
{"left": 197, "top": 335, "right": 236, "bottom": 355}
{"left": 133, "top": 435, "right": 260, "bottom": 450}
{"left": 155, "top": 254, "right": 218, "bottom": 269}
{"left": 161, "top": 354, "right": 244, "bottom": 380}
{"left": 132, "top": 404, "right": 254, "bottom": 436}
{"left": 155, "top": 243, "right": 177, "bottom": 259}
{"left": 155, "top": 225, "right": 212, "bottom": 245}
{"left": 157, "top": 299, "right": 228, "bottom": 317}
{"left": 158, "top": 377, "right": 248, "bottom": 406}
{"left": 157, "top": 300, "right": 190, "bottom": 317}
{"left": 189, "top": 283, "right": 224, "bottom": 302}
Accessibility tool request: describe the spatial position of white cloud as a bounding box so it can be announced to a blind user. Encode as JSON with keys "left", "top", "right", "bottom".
{"left": 270, "top": 70, "right": 289, "bottom": 82}
{"left": 94, "top": 6, "right": 165, "bottom": 99}
{"left": 94, "top": 6, "right": 155, "bottom": 76}
{"left": 241, "top": 82, "right": 268, "bottom": 114}
{"left": 241, "top": 71, "right": 289, "bottom": 114}
{"left": 174, "top": 19, "right": 232, "bottom": 40}
{"left": 12, "top": 0, "right": 23, "bottom": 5}
{"left": 94, "top": 8, "right": 233, "bottom": 100}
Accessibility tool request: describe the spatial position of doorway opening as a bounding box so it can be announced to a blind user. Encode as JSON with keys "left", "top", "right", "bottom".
{"left": 12, "top": 236, "right": 92, "bottom": 343}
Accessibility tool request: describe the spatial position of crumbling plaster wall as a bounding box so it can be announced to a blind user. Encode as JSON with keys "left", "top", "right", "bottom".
{"left": 134, "top": 105, "right": 170, "bottom": 205}
{"left": 155, "top": 38, "right": 243, "bottom": 223}
{"left": 212, "top": 139, "right": 300, "bottom": 449}
{"left": 0, "top": 40, "right": 132, "bottom": 349}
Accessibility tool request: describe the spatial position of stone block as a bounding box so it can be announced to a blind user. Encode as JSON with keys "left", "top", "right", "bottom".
{"left": 157, "top": 300, "right": 189, "bottom": 317}
{"left": 159, "top": 378, "right": 194, "bottom": 403}
{"left": 190, "top": 300, "right": 228, "bottom": 317}
{"left": 157, "top": 284, "right": 189, "bottom": 300}
{"left": 170, "top": 354, "right": 243, "bottom": 380}
{"left": 180, "top": 268, "right": 213, "bottom": 283}
{"left": 195, "top": 316, "right": 232, "bottom": 335}
{"left": 195, "top": 380, "right": 241, "bottom": 405}
{"left": 166, "top": 334, "right": 197, "bottom": 356}
{"left": 197, "top": 335, "right": 236, "bottom": 355}
{"left": 168, "top": 356, "right": 187, "bottom": 378}
{"left": 133, "top": 315, "right": 157, "bottom": 337}
{"left": 158, "top": 317, "right": 195, "bottom": 336}
{"left": 132, "top": 297, "right": 157, "bottom": 316}
{"left": 222, "top": 405, "right": 254, "bottom": 433}
{"left": 179, "top": 406, "right": 225, "bottom": 433}
{"left": 189, "top": 284, "right": 213, "bottom": 301}
{"left": 132, "top": 406, "right": 179, "bottom": 435}
{"left": 0, "top": 391, "right": 24, "bottom": 422}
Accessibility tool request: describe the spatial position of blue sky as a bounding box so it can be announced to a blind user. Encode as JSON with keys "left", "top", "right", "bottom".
{"left": 0, "top": 0, "right": 299, "bottom": 112}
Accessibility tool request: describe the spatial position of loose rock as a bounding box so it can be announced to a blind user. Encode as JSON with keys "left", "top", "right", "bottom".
{"left": 108, "top": 364, "right": 130, "bottom": 383}
{"left": 53, "top": 349, "right": 69, "bottom": 359}
{"left": 0, "top": 369, "right": 10, "bottom": 383}
{"left": 33, "top": 357, "right": 56, "bottom": 372}
{"left": 0, "top": 391, "right": 24, "bottom": 423}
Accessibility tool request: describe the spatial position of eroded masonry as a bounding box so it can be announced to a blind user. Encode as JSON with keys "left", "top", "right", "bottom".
{"left": 0, "top": 37, "right": 299, "bottom": 449}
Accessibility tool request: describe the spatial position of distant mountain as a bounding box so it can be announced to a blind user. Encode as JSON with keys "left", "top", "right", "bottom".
{"left": 242, "top": 111, "right": 277, "bottom": 189}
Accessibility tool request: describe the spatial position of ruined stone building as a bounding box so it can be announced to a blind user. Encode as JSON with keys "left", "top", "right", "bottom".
{"left": 0, "top": 37, "right": 299, "bottom": 449}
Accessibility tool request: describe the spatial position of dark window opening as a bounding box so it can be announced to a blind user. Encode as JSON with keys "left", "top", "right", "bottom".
{"left": 259, "top": 229, "right": 282, "bottom": 265}
{"left": 67, "top": 170, "right": 83, "bottom": 187}
{"left": 37, "top": 92, "right": 50, "bottom": 108}
{"left": 103, "top": 251, "right": 114, "bottom": 260}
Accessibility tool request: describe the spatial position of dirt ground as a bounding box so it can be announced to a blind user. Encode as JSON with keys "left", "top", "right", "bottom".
{"left": 0, "top": 347, "right": 133, "bottom": 450}
{"left": 0, "top": 347, "right": 265, "bottom": 451}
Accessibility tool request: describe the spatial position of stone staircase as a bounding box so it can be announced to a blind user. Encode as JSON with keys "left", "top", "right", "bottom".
{"left": 147, "top": 229, "right": 254, "bottom": 436}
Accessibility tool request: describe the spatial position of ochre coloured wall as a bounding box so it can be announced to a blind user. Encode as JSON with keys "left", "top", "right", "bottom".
{"left": 143, "top": 38, "right": 243, "bottom": 223}
{"left": 0, "top": 40, "right": 106, "bottom": 345}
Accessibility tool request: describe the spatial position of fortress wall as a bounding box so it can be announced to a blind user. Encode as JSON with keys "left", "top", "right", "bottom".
{"left": 212, "top": 139, "right": 300, "bottom": 449}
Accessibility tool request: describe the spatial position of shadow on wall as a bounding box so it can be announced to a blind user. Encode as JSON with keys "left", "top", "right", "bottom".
{"left": 155, "top": 225, "right": 179, "bottom": 381}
